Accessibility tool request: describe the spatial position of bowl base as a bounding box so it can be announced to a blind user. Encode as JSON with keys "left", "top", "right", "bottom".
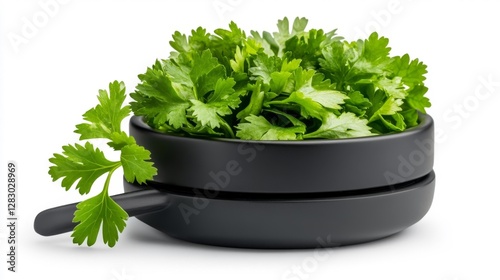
{"left": 124, "top": 172, "right": 435, "bottom": 249}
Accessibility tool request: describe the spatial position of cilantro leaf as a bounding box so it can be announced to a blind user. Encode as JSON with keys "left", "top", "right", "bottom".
{"left": 107, "top": 131, "right": 136, "bottom": 150}
{"left": 285, "top": 28, "right": 341, "bottom": 69}
{"left": 378, "top": 112, "right": 406, "bottom": 132}
{"left": 131, "top": 61, "right": 191, "bottom": 129}
{"left": 344, "top": 91, "right": 372, "bottom": 116}
{"left": 189, "top": 77, "right": 241, "bottom": 129}
{"left": 71, "top": 188, "right": 128, "bottom": 247}
{"left": 352, "top": 32, "right": 391, "bottom": 74}
{"left": 406, "top": 85, "right": 431, "bottom": 113}
{"left": 304, "top": 112, "right": 375, "bottom": 139}
{"left": 374, "top": 76, "right": 407, "bottom": 99}
{"left": 389, "top": 54, "right": 428, "bottom": 88}
{"left": 269, "top": 17, "right": 309, "bottom": 56}
{"left": 271, "top": 69, "right": 348, "bottom": 120}
{"left": 121, "top": 144, "right": 157, "bottom": 184}
{"left": 249, "top": 52, "right": 282, "bottom": 85}
{"left": 236, "top": 115, "right": 305, "bottom": 140}
{"left": 75, "top": 81, "right": 130, "bottom": 141}
{"left": 236, "top": 80, "right": 265, "bottom": 120}
{"left": 48, "top": 142, "right": 120, "bottom": 195}
{"left": 133, "top": 18, "right": 431, "bottom": 138}
{"left": 319, "top": 41, "right": 351, "bottom": 88}
{"left": 230, "top": 46, "right": 246, "bottom": 73}
{"left": 50, "top": 81, "right": 157, "bottom": 247}
{"left": 294, "top": 70, "right": 348, "bottom": 110}
{"left": 170, "top": 31, "right": 190, "bottom": 53}
{"left": 366, "top": 89, "right": 404, "bottom": 122}
{"left": 190, "top": 50, "right": 223, "bottom": 83}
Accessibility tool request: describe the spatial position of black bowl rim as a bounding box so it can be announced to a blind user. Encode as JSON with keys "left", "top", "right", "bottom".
{"left": 130, "top": 113, "right": 433, "bottom": 145}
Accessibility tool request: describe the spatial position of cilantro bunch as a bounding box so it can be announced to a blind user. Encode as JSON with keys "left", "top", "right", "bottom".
{"left": 131, "top": 17, "right": 430, "bottom": 140}
{"left": 49, "top": 82, "right": 157, "bottom": 247}
{"left": 48, "top": 17, "right": 430, "bottom": 248}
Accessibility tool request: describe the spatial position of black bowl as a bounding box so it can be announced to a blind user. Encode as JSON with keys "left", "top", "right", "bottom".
{"left": 124, "top": 114, "right": 436, "bottom": 248}
{"left": 129, "top": 114, "right": 434, "bottom": 194}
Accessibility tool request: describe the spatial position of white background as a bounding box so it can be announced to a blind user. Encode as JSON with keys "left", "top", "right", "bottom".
{"left": 1, "top": 0, "right": 499, "bottom": 279}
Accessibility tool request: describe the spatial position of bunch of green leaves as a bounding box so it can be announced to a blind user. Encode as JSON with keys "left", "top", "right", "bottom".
{"left": 49, "top": 81, "right": 157, "bottom": 247}
{"left": 131, "top": 17, "right": 430, "bottom": 140}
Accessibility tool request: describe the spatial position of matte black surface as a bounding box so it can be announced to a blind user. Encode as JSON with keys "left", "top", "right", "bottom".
{"left": 34, "top": 189, "right": 169, "bottom": 236}
{"left": 124, "top": 171, "right": 435, "bottom": 249}
{"left": 130, "top": 114, "right": 434, "bottom": 193}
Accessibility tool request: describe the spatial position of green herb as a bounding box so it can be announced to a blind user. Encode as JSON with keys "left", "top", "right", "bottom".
{"left": 131, "top": 17, "right": 430, "bottom": 139}
{"left": 48, "top": 17, "right": 430, "bottom": 247}
{"left": 49, "top": 81, "right": 157, "bottom": 247}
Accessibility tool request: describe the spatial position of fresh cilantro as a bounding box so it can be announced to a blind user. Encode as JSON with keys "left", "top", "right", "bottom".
{"left": 49, "top": 81, "right": 157, "bottom": 247}
{"left": 236, "top": 115, "right": 305, "bottom": 140}
{"left": 130, "top": 17, "right": 430, "bottom": 138}
{"left": 49, "top": 17, "right": 431, "bottom": 247}
{"left": 304, "top": 112, "right": 374, "bottom": 139}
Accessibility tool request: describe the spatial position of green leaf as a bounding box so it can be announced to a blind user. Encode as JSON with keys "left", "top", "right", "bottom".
{"left": 71, "top": 189, "right": 128, "bottom": 247}
{"left": 188, "top": 27, "right": 211, "bottom": 52}
{"left": 374, "top": 76, "right": 407, "bottom": 99}
{"left": 295, "top": 71, "right": 348, "bottom": 110}
{"left": 230, "top": 46, "right": 246, "bottom": 72}
{"left": 389, "top": 54, "right": 427, "bottom": 88}
{"left": 107, "top": 131, "right": 136, "bottom": 150}
{"left": 131, "top": 61, "right": 191, "bottom": 129}
{"left": 190, "top": 50, "right": 222, "bottom": 83}
{"left": 120, "top": 144, "right": 157, "bottom": 184}
{"left": 75, "top": 81, "right": 130, "bottom": 140}
{"left": 319, "top": 41, "right": 350, "bottom": 87}
{"left": 249, "top": 52, "right": 281, "bottom": 85}
{"left": 236, "top": 115, "right": 305, "bottom": 140}
{"left": 406, "top": 85, "right": 431, "bottom": 113}
{"left": 304, "top": 112, "right": 375, "bottom": 139}
{"left": 378, "top": 112, "right": 406, "bottom": 132}
{"left": 344, "top": 91, "right": 372, "bottom": 116}
{"left": 169, "top": 31, "right": 190, "bottom": 53}
{"left": 237, "top": 81, "right": 265, "bottom": 120}
{"left": 189, "top": 78, "right": 241, "bottom": 128}
{"left": 249, "top": 30, "right": 276, "bottom": 56}
{"left": 48, "top": 142, "right": 120, "bottom": 195}
{"left": 400, "top": 108, "right": 419, "bottom": 127}
{"left": 352, "top": 32, "right": 391, "bottom": 74}
{"left": 285, "top": 29, "right": 341, "bottom": 69}
{"left": 271, "top": 17, "right": 309, "bottom": 55}
{"left": 274, "top": 69, "right": 348, "bottom": 119}
{"left": 265, "top": 109, "right": 306, "bottom": 129}
{"left": 366, "top": 89, "right": 403, "bottom": 122}
{"left": 346, "top": 91, "right": 372, "bottom": 108}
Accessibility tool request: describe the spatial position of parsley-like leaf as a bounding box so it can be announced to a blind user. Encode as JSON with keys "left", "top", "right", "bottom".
{"left": 236, "top": 115, "right": 305, "bottom": 140}
{"left": 48, "top": 142, "right": 120, "bottom": 195}
{"left": 71, "top": 188, "right": 128, "bottom": 247}
{"left": 50, "top": 81, "right": 157, "bottom": 247}
{"left": 121, "top": 144, "right": 157, "bottom": 184}
{"left": 131, "top": 61, "right": 191, "bottom": 129}
{"left": 75, "top": 81, "right": 130, "bottom": 141}
{"left": 389, "top": 54, "right": 427, "bottom": 89}
{"left": 304, "top": 112, "right": 375, "bottom": 139}
{"left": 406, "top": 85, "right": 431, "bottom": 113}
{"left": 189, "top": 77, "right": 241, "bottom": 129}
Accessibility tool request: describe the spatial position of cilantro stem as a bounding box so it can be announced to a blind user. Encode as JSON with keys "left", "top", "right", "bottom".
{"left": 218, "top": 117, "right": 236, "bottom": 138}
{"left": 103, "top": 163, "right": 122, "bottom": 194}
{"left": 265, "top": 100, "right": 288, "bottom": 106}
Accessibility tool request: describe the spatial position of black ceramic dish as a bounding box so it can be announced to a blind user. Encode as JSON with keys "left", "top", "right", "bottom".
{"left": 130, "top": 114, "right": 434, "bottom": 193}
{"left": 35, "top": 114, "right": 435, "bottom": 248}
